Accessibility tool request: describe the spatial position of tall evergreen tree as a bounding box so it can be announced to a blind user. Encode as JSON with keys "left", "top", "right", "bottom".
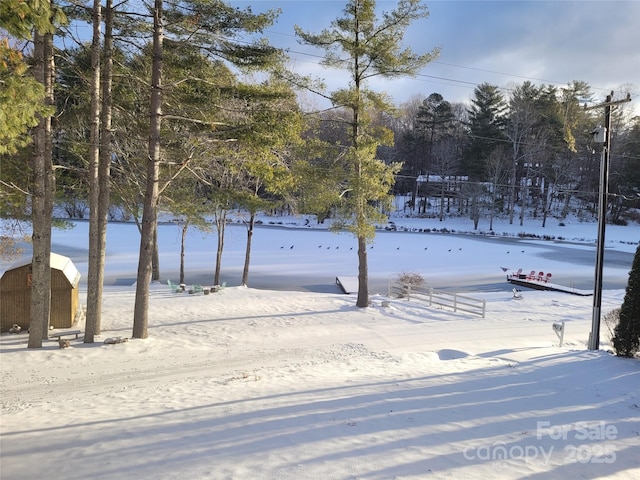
{"left": 132, "top": 0, "right": 283, "bottom": 338}
{"left": 296, "top": 0, "right": 438, "bottom": 307}
{"left": 463, "top": 83, "right": 506, "bottom": 181}
{"left": 612, "top": 244, "right": 640, "bottom": 357}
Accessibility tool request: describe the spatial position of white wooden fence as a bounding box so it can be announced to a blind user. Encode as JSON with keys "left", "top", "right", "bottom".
{"left": 387, "top": 281, "right": 486, "bottom": 318}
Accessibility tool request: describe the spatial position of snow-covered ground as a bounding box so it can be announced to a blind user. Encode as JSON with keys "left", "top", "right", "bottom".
{"left": 1, "top": 213, "right": 639, "bottom": 479}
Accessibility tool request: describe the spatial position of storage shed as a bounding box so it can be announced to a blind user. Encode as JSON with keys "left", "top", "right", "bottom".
{"left": 1, "top": 253, "right": 81, "bottom": 332}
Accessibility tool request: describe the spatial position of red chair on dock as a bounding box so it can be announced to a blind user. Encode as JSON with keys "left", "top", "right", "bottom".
{"left": 545, "top": 273, "right": 552, "bottom": 283}
{"left": 527, "top": 270, "right": 536, "bottom": 280}
{"left": 537, "top": 271, "right": 544, "bottom": 281}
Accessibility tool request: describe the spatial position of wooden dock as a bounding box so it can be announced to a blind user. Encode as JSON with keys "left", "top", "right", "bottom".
{"left": 336, "top": 276, "right": 358, "bottom": 294}
{"left": 507, "top": 273, "right": 592, "bottom": 296}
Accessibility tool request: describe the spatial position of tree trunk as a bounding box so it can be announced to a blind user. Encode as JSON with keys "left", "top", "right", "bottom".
{"left": 489, "top": 188, "right": 496, "bottom": 231}
{"left": 214, "top": 211, "right": 226, "bottom": 286}
{"left": 472, "top": 194, "right": 480, "bottom": 230}
{"left": 561, "top": 190, "right": 571, "bottom": 218}
{"left": 541, "top": 182, "right": 550, "bottom": 228}
{"left": 95, "top": 0, "right": 114, "bottom": 334}
{"left": 439, "top": 181, "right": 445, "bottom": 221}
{"left": 28, "top": 28, "right": 54, "bottom": 348}
{"left": 508, "top": 160, "right": 517, "bottom": 225}
{"left": 179, "top": 222, "right": 187, "bottom": 284}
{"left": 85, "top": 0, "right": 102, "bottom": 343}
{"left": 356, "top": 235, "right": 369, "bottom": 307}
{"left": 84, "top": 0, "right": 114, "bottom": 342}
{"left": 410, "top": 179, "right": 416, "bottom": 211}
{"left": 152, "top": 225, "right": 160, "bottom": 281}
{"left": 241, "top": 212, "right": 255, "bottom": 286}
{"left": 519, "top": 182, "right": 526, "bottom": 227}
{"left": 353, "top": 41, "right": 369, "bottom": 309}
{"left": 133, "top": 0, "right": 163, "bottom": 339}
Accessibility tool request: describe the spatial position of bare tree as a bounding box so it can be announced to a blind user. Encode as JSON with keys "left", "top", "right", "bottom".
{"left": 485, "top": 146, "right": 509, "bottom": 230}
{"left": 431, "top": 136, "right": 460, "bottom": 221}
{"left": 504, "top": 82, "right": 543, "bottom": 225}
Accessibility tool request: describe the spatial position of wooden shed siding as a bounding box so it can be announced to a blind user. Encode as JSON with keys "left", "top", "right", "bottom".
{"left": 1, "top": 261, "right": 79, "bottom": 332}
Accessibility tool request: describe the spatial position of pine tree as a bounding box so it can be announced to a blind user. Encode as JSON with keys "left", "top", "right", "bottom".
{"left": 612, "top": 244, "right": 640, "bottom": 357}
{"left": 463, "top": 83, "right": 506, "bottom": 181}
{"left": 295, "top": 0, "right": 438, "bottom": 307}
{"left": 0, "top": 1, "right": 59, "bottom": 155}
{"left": 132, "top": 0, "right": 282, "bottom": 338}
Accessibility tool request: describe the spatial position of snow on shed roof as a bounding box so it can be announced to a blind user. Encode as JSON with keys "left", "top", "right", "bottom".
{"left": 5, "top": 253, "right": 80, "bottom": 287}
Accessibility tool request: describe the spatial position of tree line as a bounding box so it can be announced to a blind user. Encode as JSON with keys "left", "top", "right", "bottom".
{"left": 1, "top": 0, "right": 638, "bottom": 348}
{"left": 389, "top": 83, "right": 639, "bottom": 227}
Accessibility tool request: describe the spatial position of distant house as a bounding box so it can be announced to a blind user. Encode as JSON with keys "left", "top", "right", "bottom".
{"left": 0, "top": 253, "right": 81, "bottom": 332}
{"left": 416, "top": 174, "right": 470, "bottom": 199}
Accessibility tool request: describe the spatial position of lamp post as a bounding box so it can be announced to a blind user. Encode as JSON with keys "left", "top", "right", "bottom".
{"left": 586, "top": 92, "right": 631, "bottom": 350}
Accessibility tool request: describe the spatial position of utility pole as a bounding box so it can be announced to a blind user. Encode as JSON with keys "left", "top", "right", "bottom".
{"left": 586, "top": 92, "right": 631, "bottom": 350}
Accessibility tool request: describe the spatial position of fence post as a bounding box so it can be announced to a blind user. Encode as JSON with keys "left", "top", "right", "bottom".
{"left": 482, "top": 299, "right": 486, "bottom": 318}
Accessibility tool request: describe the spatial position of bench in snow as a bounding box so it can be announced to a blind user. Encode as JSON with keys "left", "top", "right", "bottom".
{"left": 50, "top": 330, "right": 82, "bottom": 340}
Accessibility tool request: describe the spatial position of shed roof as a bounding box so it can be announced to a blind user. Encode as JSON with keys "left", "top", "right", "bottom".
{"left": 4, "top": 253, "right": 81, "bottom": 287}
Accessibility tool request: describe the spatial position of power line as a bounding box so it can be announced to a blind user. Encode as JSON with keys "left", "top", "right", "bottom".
{"left": 264, "top": 28, "right": 632, "bottom": 99}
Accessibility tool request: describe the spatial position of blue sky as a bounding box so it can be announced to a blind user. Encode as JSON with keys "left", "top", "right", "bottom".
{"left": 234, "top": 1, "right": 639, "bottom": 109}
